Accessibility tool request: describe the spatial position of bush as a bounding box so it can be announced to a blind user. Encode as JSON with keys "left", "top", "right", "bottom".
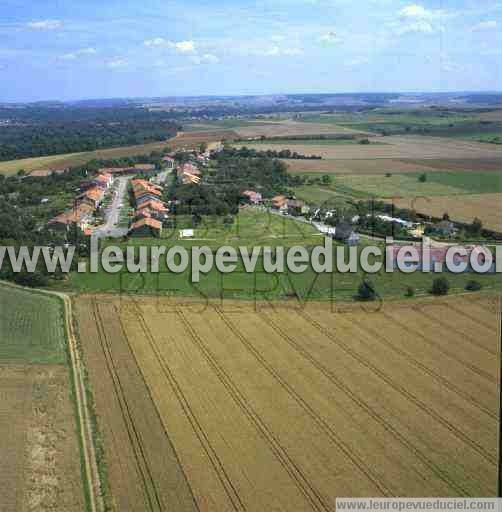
{"left": 465, "top": 280, "right": 482, "bottom": 292}
{"left": 418, "top": 173, "right": 427, "bottom": 183}
{"left": 404, "top": 286, "right": 415, "bottom": 298}
{"left": 431, "top": 277, "right": 449, "bottom": 296}
{"left": 356, "top": 279, "right": 377, "bottom": 301}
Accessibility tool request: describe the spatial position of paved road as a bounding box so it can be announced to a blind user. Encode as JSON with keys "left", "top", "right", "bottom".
{"left": 94, "top": 177, "right": 130, "bottom": 238}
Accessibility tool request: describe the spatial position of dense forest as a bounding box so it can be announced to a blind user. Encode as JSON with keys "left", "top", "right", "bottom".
{"left": 0, "top": 105, "right": 180, "bottom": 161}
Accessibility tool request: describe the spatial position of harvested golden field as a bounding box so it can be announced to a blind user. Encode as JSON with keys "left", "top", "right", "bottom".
{"left": 0, "top": 365, "right": 85, "bottom": 512}
{"left": 234, "top": 119, "right": 370, "bottom": 138}
{"left": 170, "top": 130, "right": 238, "bottom": 148}
{"left": 284, "top": 158, "right": 439, "bottom": 175}
{"left": 0, "top": 140, "right": 172, "bottom": 175}
{"left": 77, "top": 295, "right": 498, "bottom": 510}
{"left": 241, "top": 135, "right": 502, "bottom": 160}
{"left": 0, "top": 130, "right": 235, "bottom": 175}
{"left": 393, "top": 192, "right": 502, "bottom": 232}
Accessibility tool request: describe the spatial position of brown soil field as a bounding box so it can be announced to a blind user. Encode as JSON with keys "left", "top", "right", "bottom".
{"left": 479, "top": 109, "right": 502, "bottom": 121}
{"left": 284, "top": 158, "right": 439, "bottom": 175}
{"left": 402, "top": 158, "right": 502, "bottom": 172}
{"left": 170, "top": 130, "right": 238, "bottom": 148}
{"left": 392, "top": 192, "right": 502, "bottom": 232}
{"left": 234, "top": 119, "right": 370, "bottom": 138}
{"left": 241, "top": 135, "right": 502, "bottom": 160}
{"left": 0, "top": 365, "right": 85, "bottom": 512}
{"left": 77, "top": 294, "right": 498, "bottom": 510}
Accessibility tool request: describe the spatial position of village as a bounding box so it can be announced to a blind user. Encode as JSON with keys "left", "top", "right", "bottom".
{"left": 45, "top": 142, "right": 488, "bottom": 263}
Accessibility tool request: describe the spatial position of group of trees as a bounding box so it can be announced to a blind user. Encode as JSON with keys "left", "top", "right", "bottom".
{"left": 0, "top": 105, "right": 180, "bottom": 161}
{"left": 210, "top": 149, "right": 290, "bottom": 196}
{"left": 223, "top": 146, "right": 322, "bottom": 160}
{"left": 287, "top": 174, "right": 332, "bottom": 187}
{"left": 166, "top": 149, "right": 291, "bottom": 219}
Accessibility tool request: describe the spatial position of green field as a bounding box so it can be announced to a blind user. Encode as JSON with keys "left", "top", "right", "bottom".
{"left": 0, "top": 140, "right": 172, "bottom": 175}
{"left": 292, "top": 171, "right": 502, "bottom": 202}
{"left": 298, "top": 111, "right": 502, "bottom": 140}
{"left": 61, "top": 208, "right": 502, "bottom": 301}
{"left": 0, "top": 283, "right": 66, "bottom": 363}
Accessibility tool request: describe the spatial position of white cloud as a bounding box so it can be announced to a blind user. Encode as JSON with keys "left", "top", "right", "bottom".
{"left": 190, "top": 53, "right": 220, "bottom": 65}
{"left": 261, "top": 46, "right": 302, "bottom": 57}
{"left": 174, "top": 40, "right": 196, "bottom": 53}
{"left": 60, "top": 47, "right": 97, "bottom": 60}
{"left": 394, "top": 4, "right": 446, "bottom": 35}
{"left": 346, "top": 57, "right": 370, "bottom": 67}
{"left": 319, "top": 31, "right": 341, "bottom": 45}
{"left": 107, "top": 58, "right": 128, "bottom": 69}
{"left": 144, "top": 38, "right": 196, "bottom": 53}
{"left": 144, "top": 37, "right": 169, "bottom": 47}
{"left": 27, "top": 19, "right": 63, "bottom": 30}
{"left": 399, "top": 4, "right": 431, "bottom": 20}
{"left": 472, "top": 20, "right": 497, "bottom": 31}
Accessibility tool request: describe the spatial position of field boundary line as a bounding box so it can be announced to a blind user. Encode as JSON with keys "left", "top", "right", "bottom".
{"left": 213, "top": 307, "right": 396, "bottom": 497}
{"left": 341, "top": 314, "right": 497, "bottom": 420}
{"left": 300, "top": 310, "right": 497, "bottom": 467}
{"left": 445, "top": 302, "right": 498, "bottom": 333}
{"left": 130, "top": 300, "right": 246, "bottom": 512}
{"left": 114, "top": 303, "right": 201, "bottom": 512}
{"left": 0, "top": 281, "right": 102, "bottom": 512}
{"left": 247, "top": 309, "right": 470, "bottom": 496}
{"left": 381, "top": 310, "right": 496, "bottom": 383}
{"left": 413, "top": 305, "right": 498, "bottom": 356}
{"left": 92, "top": 299, "right": 162, "bottom": 511}
{"left": 176, "top": 308, "right": 330, "bottom": 511}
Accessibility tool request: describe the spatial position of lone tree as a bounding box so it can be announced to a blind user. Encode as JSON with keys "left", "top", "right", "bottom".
{"left": 356, "top": 279, "right": 377, "bottom": 301}
{"left": 431, "top": 277, "right": 449, "bottom": 296}
{"left": 418, "top": 173, "right": 427, "bottom": 183}
{"left": 471, "top": 217, "right": 483, "bottom": 236}
{"left": 465, "top": 280, "right": 482, "bottom": 292}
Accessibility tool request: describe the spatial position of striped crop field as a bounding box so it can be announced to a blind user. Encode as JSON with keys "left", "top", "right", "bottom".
{"left": 75, "top": 294, "right": 499, "bottom": 511}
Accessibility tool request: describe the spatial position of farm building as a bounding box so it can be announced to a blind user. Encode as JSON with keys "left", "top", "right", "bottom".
{"left": 129, "top": 218, "right": 162, "bottom": 237}
{"left": 137, "top": 199, "right": 168, "bottom": 214}
{"left": 333, "top": 220, "right": 360, "bottom": 245}
{"left": 48, "top": 204, "right": 94, "bottom": 233}
{"left": 388, "top": 244, "right": 494, "bottom": 271}
{"left": 134, "top": 163, "right": 156, "bottom": 172}
{"left": 271, "top": 195, "right": 288, "bottom": 210}
{"left": 177, "top": 163, "right": 201, "bottom": 185}
{"left": 162, "top": 156, "right": 176, "bottom": 169}
{"left": 241, "top": 190, "right": 263, "bottom": 205}
{"left": 75, "top": 187, "right": 105, "bottom": 209}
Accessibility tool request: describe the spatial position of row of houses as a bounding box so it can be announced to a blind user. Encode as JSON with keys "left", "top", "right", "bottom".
{"left": 128, "top": 179, "right": 168, "bottom": 237}
{"left": 48, "top": 171, "right": 114, "bottom": 234}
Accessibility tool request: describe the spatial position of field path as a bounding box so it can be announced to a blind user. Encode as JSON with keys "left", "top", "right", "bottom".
{"left": 0, "top": 282, "right": 102, "bottom": 512}
{"left": 57, "top": 293, "right": 102, "bottom": 512}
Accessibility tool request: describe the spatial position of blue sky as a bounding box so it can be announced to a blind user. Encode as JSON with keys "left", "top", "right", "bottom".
{"left": 0, "top": 0, "right": 501, "bottom": 102}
